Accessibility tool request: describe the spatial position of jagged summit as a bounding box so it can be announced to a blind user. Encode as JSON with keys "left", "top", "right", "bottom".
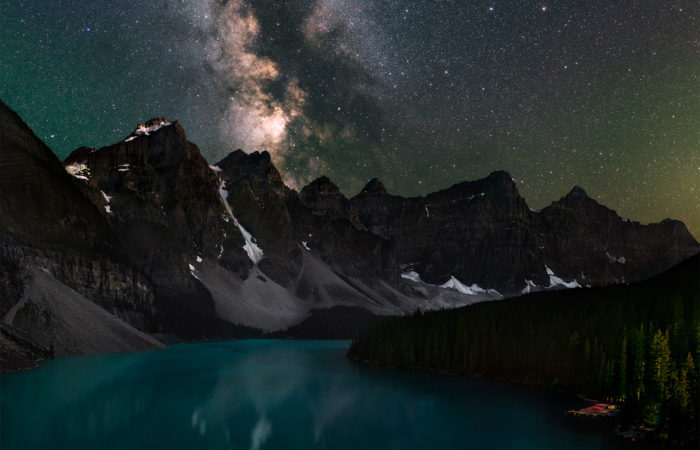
{"left": 4, "top": 100, "right": 699, "bottom": 371}
{"left": 360, "top": 177, "right": 388, "bottom": 195}
{"left": 215, "top": 149, "right": 286, "bottom": 191}
{"left": 302, "top": 175, "right": 342, "bottom": 196}
{"left": 550, "top": 185, "right": 604, "bottom": 212}
{"left": 567, "top": 185, "right": 588, "bottom": 197}
{"left": 486, "top": 170, "right": 514, "bottom": 182}
{"left": 125, "top": 117, "right": 174, "bottom": 141}
{"left": 439, "top": 170, "right": 521, "bottom": 206}
{"left": 216, "top": 150, "right": 277, "bottom": 170}
{"left": 482, "top": 170, "right": 519, "bottom": 194}
{"left": 299, "top": 174, "right": 354, "bottom": 221}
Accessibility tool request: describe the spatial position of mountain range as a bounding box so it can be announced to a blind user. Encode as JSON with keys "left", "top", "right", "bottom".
{"left": 1, "top": 99, "right": 698, "bottom": 371}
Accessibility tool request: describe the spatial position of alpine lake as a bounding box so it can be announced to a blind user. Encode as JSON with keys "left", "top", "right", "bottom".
{"left": 1, "top": 339, "right": 636, "bottom": 449}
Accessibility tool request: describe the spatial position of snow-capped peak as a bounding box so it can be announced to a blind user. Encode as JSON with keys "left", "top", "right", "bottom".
{"left": 125, "top": 118, "right": 173, "bottom": 142}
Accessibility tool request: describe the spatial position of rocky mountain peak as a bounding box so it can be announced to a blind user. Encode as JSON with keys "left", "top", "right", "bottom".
{"left": 300, "top": 175, "right": 353, "bottom": 220}
{"left": 4, "top": 99, "right": 700, "bottom": 365}
{"left": 482, "top": 170, "right": 519, "bottom": 195}
{"left": 486, "top": 170, "right": 514, "bottom": 183}
{"left": 215, "top": 150, "right": 286, "bottom": 192}
{"left": 360, "top": 177, "right": 388, "bottom": 195}
{"left": 302, "top": 176, "right": 342, "bottom": 197}
{"left": 125, "top": 117, "right": 175, "bottom": 140}
{"left": 0, "top": 99, "right": 59, "bottom": 167}
{"left": 552, "top": 185, "right": 602, "bottom": 212}
{"left": 567, "top": 185, "right": 589, "bottom": 197}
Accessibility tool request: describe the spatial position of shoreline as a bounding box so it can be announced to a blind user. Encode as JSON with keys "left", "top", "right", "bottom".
{"left": 346, "top": 353, "right": 660, "bottom": 447}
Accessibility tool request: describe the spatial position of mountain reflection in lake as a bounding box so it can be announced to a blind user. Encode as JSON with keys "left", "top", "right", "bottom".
{"left": 1, "top": 340, "right": 625, "bottom": 450}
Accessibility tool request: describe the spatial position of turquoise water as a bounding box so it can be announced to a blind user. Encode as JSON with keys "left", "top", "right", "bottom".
{"left": 1, "top": 340, "right": 625, "bottom": 449}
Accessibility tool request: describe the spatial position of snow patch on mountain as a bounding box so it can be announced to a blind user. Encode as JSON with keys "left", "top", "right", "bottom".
{"left": 188, "top": 263, "right": 202, "bottom": 281}
{"left": 440, "top": 276, "right": 502, "bottom": 297}
{"left": 215, "top": 176, "right": 263, "bottom": 264}
{"left": 416, "top": 296, "right": 471, "bottom": 311}
{"left": 65, "top": 162, "right": 90, "bottom": 180}
{"left": 402, "top": 271, "right": 502, "bottom": 298}
{"left": 606, "top": 252, "right": 626, "bottom": 264}
{"left": 521, "top": 279, "right": 537, "bottom": 294}
{"left": 545, "top": 265, "right": 581, "bottom": 288}
{"left": 401, "top": 271, "right": 423, "bottom": 283}
{"left": 100, "top": 190, "right": 112, "bottom": 214}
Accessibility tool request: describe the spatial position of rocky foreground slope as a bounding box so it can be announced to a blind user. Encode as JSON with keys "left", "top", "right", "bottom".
{"left": 1, "top": 99, "right": 697, "bottom": 369}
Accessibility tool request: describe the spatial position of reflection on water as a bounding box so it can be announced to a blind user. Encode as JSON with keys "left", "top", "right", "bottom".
{"left": 1, "top": 340, "right": 623, "bottom": 450}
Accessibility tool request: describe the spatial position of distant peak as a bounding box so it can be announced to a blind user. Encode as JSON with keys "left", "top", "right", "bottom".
{"left": 312, "top": 175, "right": 332, "bottom": 185}
{"left": 214, "top": 149, "right": 285, "bottom": 191}
{"left": 487, "top": 170, "right": 514, "bottom": 182}
{"left": 567, "top": 185, "right": 588, "bottom": 197}
{"left": 660, "top": 218, "right": 683, "bottom": 226}
{"left": 258, "top": 150, "right": 272, "bottom": 162}
{"left": 216, "top": 149, "right": 273, "bottom": 169}
{"left": 361, "top": 177, "right": 387, "bottom": 194}
{"left": 302, "top": 175, "right": 341, "bottom": 196}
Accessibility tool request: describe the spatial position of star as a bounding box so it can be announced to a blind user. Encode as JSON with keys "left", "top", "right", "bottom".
{"left": 0, "top": 0, "right": 696, "bottom": 237}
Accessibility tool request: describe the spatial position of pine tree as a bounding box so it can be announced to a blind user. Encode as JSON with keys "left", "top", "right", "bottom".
{"left": 651, "top": 329, "right": 672, "bottom": 401}
{"left": 619, "top": 336, "right": 628, "bottom": 399}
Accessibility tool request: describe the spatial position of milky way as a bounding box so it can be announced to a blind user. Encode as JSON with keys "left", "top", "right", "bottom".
{"left": 1, "top": 0, "right": 698, "bottom": 236}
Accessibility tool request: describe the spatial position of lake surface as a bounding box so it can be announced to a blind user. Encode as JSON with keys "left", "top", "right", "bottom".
{"left": 1, "top": 340, "right": 627, "bottom": 449}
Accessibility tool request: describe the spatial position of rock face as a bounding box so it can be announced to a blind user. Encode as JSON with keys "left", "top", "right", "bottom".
{"left": 61, "top": 124, "right": 411, "bottom": 336}
{"left": 533, "top": 186, "right": 698, "bottom": 288}
{"left": 201, "top": 150, "right": 412, "bottom": 330}
{"left": 1, "top": 99, "right": 698, "bottom": 365}
{"left": 0, "top": 103, "right": 155, "bottom": 325}
{"left": 350, "top": 171, "right": 536, "bottom": 292}
{"left": 215, "top": 150, "right": 397, "bottom": 287}
{"left": 63, "top": 118, "right": 255, "bottom": 337}
{"left": 301, "top": 173, "right": 699, "bottom": 295}
{"left": 0, "top": 100, "right": 161, "bottom": 370}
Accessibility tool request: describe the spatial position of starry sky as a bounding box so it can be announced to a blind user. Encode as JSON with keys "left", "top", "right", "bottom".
{"left": 1, "top": 0, "right": 698, "bottom": 237}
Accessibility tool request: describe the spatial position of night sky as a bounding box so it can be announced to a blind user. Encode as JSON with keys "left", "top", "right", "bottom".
{"left": 1, "top": 0, "right": 698, "bottom": 237}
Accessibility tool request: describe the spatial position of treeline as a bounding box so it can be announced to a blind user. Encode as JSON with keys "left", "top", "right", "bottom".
{"left": 348, "top": 255, "right": 699, "bottom": 448}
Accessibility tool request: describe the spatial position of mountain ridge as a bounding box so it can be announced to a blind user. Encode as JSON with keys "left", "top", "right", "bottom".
{"left": 1, "top": 104, "right": 698, "bottom": 370}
